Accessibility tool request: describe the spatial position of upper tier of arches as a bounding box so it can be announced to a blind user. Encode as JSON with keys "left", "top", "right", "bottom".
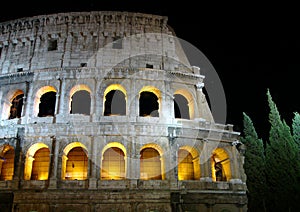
{"left": 0, "top": 82, "right": 206, "bottom": 123}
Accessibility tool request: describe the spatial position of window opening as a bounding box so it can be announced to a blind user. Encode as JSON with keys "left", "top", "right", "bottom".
{"left": 48, "top": 39, "right": 57, "bottom": 51}
{"left": 112, "top": 36, "right": 122, "bottom": 49}
{"left": 139, "top": 91, "right": 159, "bottom": 117}
{"left": 70, "top": 90, "right": 91, "bottom": 115}
{"left": 104, "top": 90, "right": 126, "bottom": 116}
{"left": 174, "top": 94, "right": 190, "bottom": 119}
{"left": 9, "top": 94, "right": 24, "bottom": 119}
{"left": 38, "top": 91, "right": 56, "bottom": 117}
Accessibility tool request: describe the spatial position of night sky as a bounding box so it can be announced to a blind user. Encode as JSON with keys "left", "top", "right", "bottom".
{"left": 1, "top": 0, "right": 299, "bottom": 141}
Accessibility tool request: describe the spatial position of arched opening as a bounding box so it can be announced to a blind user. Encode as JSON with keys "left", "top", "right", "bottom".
{"left": 139, "top": 92, "right": 159, "bottom": 117}
{"left": 174, "top": 94, "right": 190, "bottom": 119}
{"left": 178, "top": 146, "right": 200, "bottom": 180}
{"left": 24, "top": 143, "right": 49, "bottom": 180}
{"left": 38, "top": 91, "right": 56, "bottom": 117}
{"left": 65, "top": 147, "right": 88, "bottom": 180}
{"left": 211, "top": 148, "right": 231, "bottom": 182}
{"left": 174, "top": 89, "right": 194, "bottom": 119}
{"left": 104, "top": 90, "right": 126, "bottom": 116}
{"left": 30, "top": 148, "right": 50, "bottom": 180}
{"left": 9, "top": 93, "right": 24, "bottom": 119}
{"left": 2, "top": 90, "right": 24, "bottom": 120}
{"left": 0, "top": 146, "right": 14, "bottom": 180}
{"left": 101, "top": 147, "right": 125, "bottom": 180}
{"left": 140, "top": 148, "right": 162, "bottom": 180}
{"left": 178, "top": 149, "right": 194, "bottom": 180}
{"left": 70, "top": 90, "right": 91, "bottom": 115}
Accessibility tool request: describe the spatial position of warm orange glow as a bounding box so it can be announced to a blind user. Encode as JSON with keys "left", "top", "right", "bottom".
{"left": 104, "top": 84, "right": 127, "bottom": 98}
{"left": 31, "top": 148, "right": 50, "bottom": 180}
{"left": 65, "top": 147, "right": 88, "bottom": 180}
{"left": 33, "top": 86, "right": 57, "bottom": 116}
{"left": 101, "top": 147, "right": 125, "bottom": 180}
{"left": 24, "top": 143, "right": 49, "bottom": 180}
{"left": 140, "top": 148, "right": 162, "bottom": 180}
{"left": 178, "top": 149, "right": 194, "bottom": 180}
{"left": 211, "top": 148, "right": 231, "bottom": 181}
{"left": 177, "top": 146, "right": 200, "bottom": 180}
{"left": 62, "top": 142, "right": 88, "bottom": 180}
{"left": 0, "top": 146, "right": 15, "bottom": 180}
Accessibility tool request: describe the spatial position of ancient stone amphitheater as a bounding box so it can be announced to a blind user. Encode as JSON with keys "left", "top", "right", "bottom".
{"left": 0, "top": 11, "right": 247, "bottom": 212}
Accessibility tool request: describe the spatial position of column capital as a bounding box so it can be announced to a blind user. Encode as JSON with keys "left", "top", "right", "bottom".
{"left": 196, "top": 82, "right": 204, "bottom": 90}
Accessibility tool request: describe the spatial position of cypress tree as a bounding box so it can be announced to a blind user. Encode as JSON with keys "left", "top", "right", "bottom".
{"left": 292, "top": 112, "right": 300, "bottom": 148}
{"left": 292, "top": 111, "right": 300, "bottom": 207}
{"left": 265, "top": 89, "right": 300, "bottom": 211}
{"left": 241, "top": 112, "right": 266, "bottom": 212}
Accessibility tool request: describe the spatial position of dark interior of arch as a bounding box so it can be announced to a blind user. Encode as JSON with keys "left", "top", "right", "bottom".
{"left": 174, "top": 94, "right": 190, "bottom": 119}
{"left": 70, "top": 90, "right": 91, "bottom": 115}
{"left": 9, "top": 94, "right": 24, "bottom": 119}
{"left": 104, "top": 90, "right": 126, "bottom": 116}
{"left": 139, "top": 91, "right": 159, "bottom": 117}
{"left": 38, "top": 91, "right": 56, "bottom": 117}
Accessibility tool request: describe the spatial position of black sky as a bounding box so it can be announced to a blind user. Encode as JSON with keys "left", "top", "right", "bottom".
{"left": 1, "top": 0, "right": 299, "bottom": 141}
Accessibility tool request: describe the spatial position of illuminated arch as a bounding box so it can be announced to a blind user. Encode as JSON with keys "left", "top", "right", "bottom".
{"left": 33, "top": 86, "right": 57, "bottom": 117}
{"left": 62, "top": 142, "right": 88, "bottom": 180}
{"left": 140, "top": 143, "right": 164, "bottom": 180}
{"left": 103, "top": 84, "right": 127, "bottom": 116}
{"left": 103, "top": 84, "right": 127, "bottom": 98}
{"left": 0, "top": 145, "right": 15, "bottom": 180}
{"left": 101, "top": 142, "right": 127, "bottom": 180}
{"left": 211, "top": 148, "right": 231, "bottom": 182}
{"left": 69, "top": 85, "right": 91, "bottom": 115}
{"left": 174, "top": 89, "right": 194, "bottom": 119}
{"left": 178, "top": 146, "right": 200, "bottom": 180}
{"left": 1, "top": 89, "right": 24, "bottom": 120}
{"left": 24, "top": 143, "right": 50, "bottom": 180}
{"left": 139, "top": 86, "right": 161, "bottom": 117}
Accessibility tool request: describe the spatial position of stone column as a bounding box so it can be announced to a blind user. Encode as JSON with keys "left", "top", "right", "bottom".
{"left": 21, "top": 81, "right": 34, "bottom": 124}
{"left": 168, "top": 128, "right": 178, "bottom": 188}
{"left": 23, "top": 156, "right": 34, "bottom": 180}
{"left": 195, "top": 82, "right": 213, "bottom": 122}
{"left": 92, "top": 78, "right": 103, "bottom": 122}
{"left": 164, "top": 82, "right": 174, "bottom": 122}
{"left": 129, "top": 78, "right": 138, "bottom": 121}
{"left": 0, "top": 159, "right": 3, "bottom": 176}
{"left": 60, "top": 154, "right": 68, "bottom": 180}
{"left": 200, "top": 140, "right": 213, "bottom": 182}
{"left": 128, "top": 137, "right": 140, "bottom": 180}
{"left": 13, "top": 136, "right": 23, "bottom": 189}
{"left": 53, "top": 94, "right": 60, "bottom": 123}
{"left": 55, "top": 78, "right": 66, "bottom": 123}
{"left": 48, "top": 136, "right": 59, "bottom": 189}
{"left": 20, "top": 81, "right": 30, "bottom": 120}
{"left": 229, "top": 145, "right": 242, "bottom": 183}
{"left": 89, "top": 136, "right": 98, "bottom": 189}
{"left": 54, "top": 78, "right": 62, "bottom": 119}
{"left": 90, "top": 78, "right": 97, "bottom": 122}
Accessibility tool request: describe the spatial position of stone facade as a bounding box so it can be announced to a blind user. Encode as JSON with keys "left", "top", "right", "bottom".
{"left": 0, "top": 11, "right": 247, "bottom": 212}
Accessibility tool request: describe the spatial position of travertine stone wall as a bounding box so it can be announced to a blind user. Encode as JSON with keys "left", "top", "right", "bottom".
{"left": 0, "top": 11, "right": 247, "bottom": 212}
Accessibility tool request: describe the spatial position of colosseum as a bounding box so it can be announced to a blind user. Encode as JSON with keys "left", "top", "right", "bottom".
{"left": 0, "top": 11, "right": 247, "bottom": 212}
